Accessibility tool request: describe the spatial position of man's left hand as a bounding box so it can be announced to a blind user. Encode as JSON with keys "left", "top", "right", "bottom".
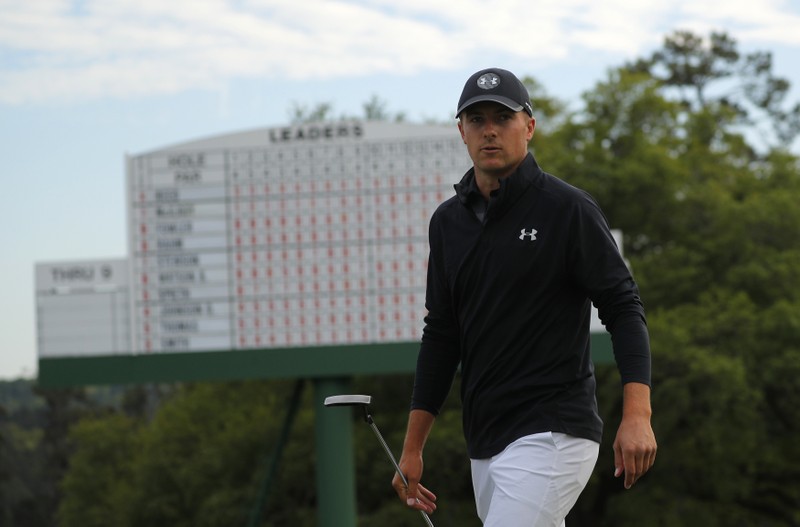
{"left": 613, "top": 382, "right": 657, "bottom": 489}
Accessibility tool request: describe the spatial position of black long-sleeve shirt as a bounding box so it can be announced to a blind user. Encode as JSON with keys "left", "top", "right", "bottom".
{"left": 411, "top": 153, "right": 651, "bottom": 459}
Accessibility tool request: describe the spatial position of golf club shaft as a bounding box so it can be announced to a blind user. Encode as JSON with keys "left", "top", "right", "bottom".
{"left": 368, "top": 421, "right": 435, "bottom": 527}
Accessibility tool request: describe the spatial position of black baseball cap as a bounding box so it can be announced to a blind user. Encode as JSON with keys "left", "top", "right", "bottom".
{"left": 456, "top": 67, "right": 533, "bottom": 118}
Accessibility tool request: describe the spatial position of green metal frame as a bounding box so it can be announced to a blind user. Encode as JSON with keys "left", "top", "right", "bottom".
{"left": 37, "top": 335, "right": 612, "bottom": 388}
{"left": 37, "top": 342, "right": 422, "bottom": 388}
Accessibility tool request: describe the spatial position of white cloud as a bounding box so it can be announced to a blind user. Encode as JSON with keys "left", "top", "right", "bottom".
{"left": 681, "top": 0, "right": 800, "bottom": 45}
{"left": 0, "top": 0, "right": 798, "bottom": 104}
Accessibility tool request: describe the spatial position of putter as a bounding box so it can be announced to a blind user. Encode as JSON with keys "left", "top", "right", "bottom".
{"left": 324, "top": 394, "right": 435, "bottom": 527}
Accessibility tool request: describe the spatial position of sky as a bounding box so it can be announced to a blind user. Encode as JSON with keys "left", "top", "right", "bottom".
{"left": 2, "top": 0, "right": 800, "bottom": 380}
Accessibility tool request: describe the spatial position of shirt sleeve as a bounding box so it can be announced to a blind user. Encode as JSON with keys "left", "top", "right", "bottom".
{"left": 410, "top": 211, "right": 461, "bottom": 415}
{"left": 568, "top": 192, "right": 652, "bottom": 387}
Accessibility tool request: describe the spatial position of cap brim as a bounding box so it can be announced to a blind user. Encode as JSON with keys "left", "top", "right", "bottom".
{"left": 456, "top": 95, "right": 524, "bottom": 118}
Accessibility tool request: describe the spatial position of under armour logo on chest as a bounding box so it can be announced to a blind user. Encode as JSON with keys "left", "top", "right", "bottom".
{"left": 519, "top": 228, "right": 538, "bottom": 241}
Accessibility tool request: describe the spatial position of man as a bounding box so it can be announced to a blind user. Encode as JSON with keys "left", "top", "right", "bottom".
{"left": 392, "top": 68, "right": 657, "bottom": 526}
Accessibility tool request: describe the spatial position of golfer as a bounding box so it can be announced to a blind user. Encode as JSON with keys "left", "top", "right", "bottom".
{"left": 392, "top": 68, "right": 657, "bottom": 526}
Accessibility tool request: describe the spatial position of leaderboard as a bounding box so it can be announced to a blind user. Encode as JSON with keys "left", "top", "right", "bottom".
{"left": 127, "top": 121, "right": 471, "bottom": 354}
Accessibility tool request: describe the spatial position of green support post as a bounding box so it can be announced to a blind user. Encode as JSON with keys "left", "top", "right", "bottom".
{"left": 314, "top": 376, "right": 357, "bottom": 527}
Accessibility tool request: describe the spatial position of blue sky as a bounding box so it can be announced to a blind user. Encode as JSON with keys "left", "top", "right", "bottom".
{"left": 2, "top": 0, "right": 800, "bottom": 380}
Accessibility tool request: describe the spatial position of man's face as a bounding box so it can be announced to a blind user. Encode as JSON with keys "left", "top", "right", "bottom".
{"left": 458, "top": 102, "right": 535, "bottom": 179}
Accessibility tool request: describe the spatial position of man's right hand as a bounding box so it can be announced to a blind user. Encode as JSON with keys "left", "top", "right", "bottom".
{"left": 392, "top": 452, "right": 437, "bottom": 514}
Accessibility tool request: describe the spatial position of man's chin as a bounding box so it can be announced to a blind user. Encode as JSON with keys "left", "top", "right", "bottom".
{"left": 478, "top": 160, "right": 508, "bottom": 173}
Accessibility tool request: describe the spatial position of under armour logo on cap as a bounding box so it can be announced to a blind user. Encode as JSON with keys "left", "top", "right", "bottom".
{"left": 477, "top": 73, "right": 500, "bottom": 90}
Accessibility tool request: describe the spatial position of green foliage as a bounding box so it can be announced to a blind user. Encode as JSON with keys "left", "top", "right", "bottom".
{"left": 0, "top": 420, "right": 46, "bottom": 526}
{"left": 628, "top": 30, "right": 800, "bottom": 148}
{"left": 289, "top": 94, "right": 406, "bottom": 124}
{"left": 135, "top": 380, "right": 316, "bottom": 527}
{"left": 362, "top": 94, "right": 407, "bottom": 123}
{"left": 58, "top": 414, "right": 140, "bottom": 527}
{"left": 288, "top": 102, "right": 334, "bottom": 123}
{"left": 0, "top": 383, "right": 115, "bottom": 527}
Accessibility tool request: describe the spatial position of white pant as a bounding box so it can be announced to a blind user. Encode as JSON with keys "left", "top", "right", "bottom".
{"left": 470, "top": 432, "right": 599, "bottom": 527}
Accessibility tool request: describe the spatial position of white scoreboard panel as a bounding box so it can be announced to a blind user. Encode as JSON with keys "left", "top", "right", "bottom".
{"left": 35, "top": 259, "right": 130, "bottom": 357}
{"left": 127, "top": 121, "right": 471, "bottom": 354}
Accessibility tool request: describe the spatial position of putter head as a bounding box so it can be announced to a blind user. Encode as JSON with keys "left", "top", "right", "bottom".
{"left": 324, "top": 394, "right": 372, "bottom": 407}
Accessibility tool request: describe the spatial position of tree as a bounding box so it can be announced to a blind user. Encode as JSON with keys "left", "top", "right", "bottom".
{"left": 362, "top": 94, "right": 406, "bottom": 122}
{"left": 288, "top": 94, "right": 407, "bottom": 124}
{"left": 0, "top": 405, "right": 46, "bottom": 527}
{"left": 627, "top": 30, "right": 800, "bottom": 151}
{"left": 58, "top": 415, "right": 141, "bottom": 527}
{"left": 0, "top": 383, "right": 112, "bottom": 527}
{"left": 288, "top": 102, "right": 334, "bottom": 124}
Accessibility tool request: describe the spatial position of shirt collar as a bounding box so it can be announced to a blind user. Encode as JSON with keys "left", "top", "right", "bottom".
{"left": 454, "top": 153, "right": 540, "bottom": 218}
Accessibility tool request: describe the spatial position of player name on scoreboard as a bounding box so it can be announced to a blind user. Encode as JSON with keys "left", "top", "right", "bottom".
{"left": 127, "top": 121, "right": 471, "bottom": 354}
